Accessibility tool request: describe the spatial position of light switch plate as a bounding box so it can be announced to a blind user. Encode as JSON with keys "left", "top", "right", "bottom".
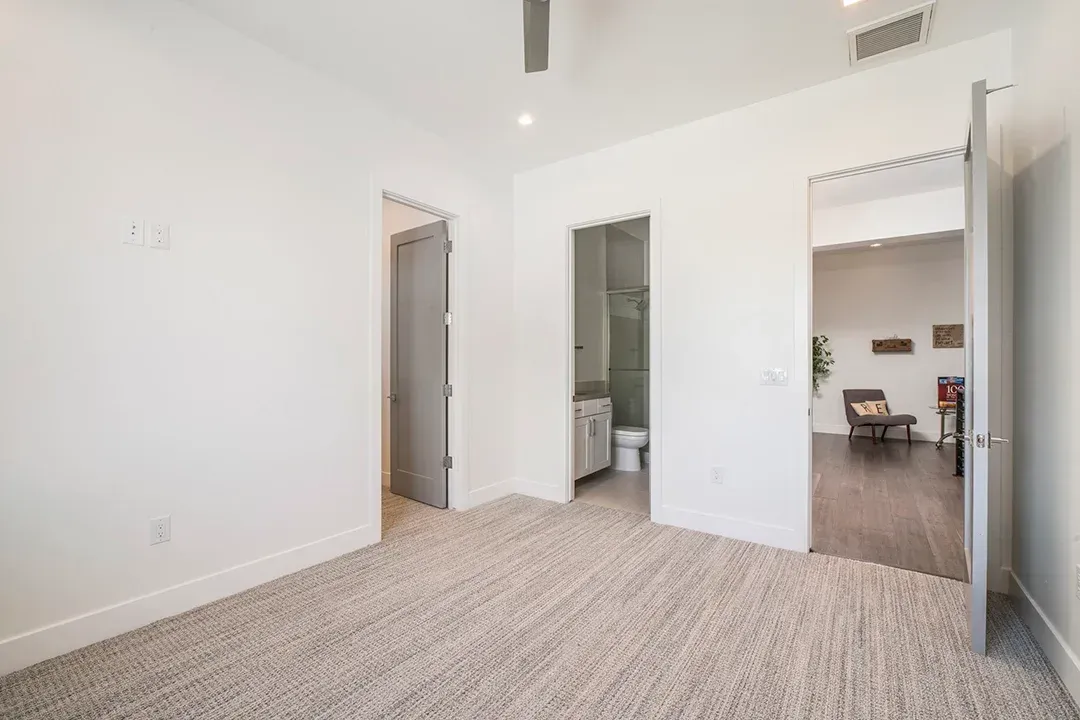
{"left": 123, "top": 219, "right": 144, "bottom": 246}
{"left": 760, "top": 368, "right": 789, "bottom": 386}
{"left": 710, "top": 467, "right": 725, "bottom": 485}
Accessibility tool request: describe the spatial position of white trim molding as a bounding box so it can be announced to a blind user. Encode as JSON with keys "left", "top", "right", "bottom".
{"left": 465, "top": 479, "right": 519, "bottom": 509}
{"left": 813, "top": 422, "right": 953, "bottom": 445}
{"left": 514, "top": 478, "right": 566, "bottom": 504}
{"left": 1010, "top": 571, "right": 1080, "bottom": 705}
{"left": 0, "top": 524, "right": 379, "bottom": 676}
{"left": 660, "top": 506, "right": 803, "bottom": 552}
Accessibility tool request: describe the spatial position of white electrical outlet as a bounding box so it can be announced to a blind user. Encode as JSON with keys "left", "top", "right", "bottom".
{"left": 123, "top": 219, "right": 144, "bottom": 246}
{"left": 150, "top": 515, "right": 171, "bottom": 545}
{"left": 149, "top": 223, "right": 171, "bottom": 250}
{"left": 710, "top": 467, "right": 725, "bottom": 485}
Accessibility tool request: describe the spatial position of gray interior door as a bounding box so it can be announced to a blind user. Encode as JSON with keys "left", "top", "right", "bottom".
{"left": 963, "top": 78, "right": 1003, "bottom": 655}
{"left": 390, "top": 220, "right": 449, "bottom": 509}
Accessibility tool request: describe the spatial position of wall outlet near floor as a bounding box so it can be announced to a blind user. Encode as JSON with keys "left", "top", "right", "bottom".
{"left": 150, "top": 515, "right": 171, "bottom": 545}
{"left": 710, "top": 467, "right": 725, "bottom": 485}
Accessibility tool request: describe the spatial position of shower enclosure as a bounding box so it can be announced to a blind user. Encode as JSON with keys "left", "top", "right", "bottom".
{"left": 606, "top": 288, "right": 649, "bottom": 429}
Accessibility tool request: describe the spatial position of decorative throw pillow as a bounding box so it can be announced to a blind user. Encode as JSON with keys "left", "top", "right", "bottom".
{"left": 851, "top": 402, "right": 877, "bottom": 416}
{"left": 866, "top": 400, "right": 890, "bottom": 415}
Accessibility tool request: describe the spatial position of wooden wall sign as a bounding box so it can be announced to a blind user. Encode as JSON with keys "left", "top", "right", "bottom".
{"left": 933, "top": 324, "right": 964, "bottom": 349}
{"left": 872, "top": 338, "right": 913, "bottom": 353}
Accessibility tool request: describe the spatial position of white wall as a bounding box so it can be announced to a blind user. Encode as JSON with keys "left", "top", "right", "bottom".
{"left": 382, "top": 200, "right": 441, "bottom": 484}
{"left": 0, "top": 0, "right": 514, "bottom": 675}
{"left": 1010, "top": 0, "right": 1080, "bottom": 703}
{"left": 574, "top": 226, "right": 606, "bottom": 383}
{"left": 812, "top": 241, "right": 965, "bottom": 441}
{"left": 605, "top": 225, "right": 648, "bottom": 290}
{"left": 513, "top": 32, "right": 1012, "bottom": 553}
{"left": 813, "top": 188, "right": 964, "bottom": 249}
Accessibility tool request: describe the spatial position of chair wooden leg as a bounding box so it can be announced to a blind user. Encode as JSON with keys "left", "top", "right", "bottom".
{"left": 871, "top": 425, "right": 877, "bottom": 444}
{"left": 881, "top": 425, "right": 889, "bottom": 443}
{"left": 907, "top": 425, "right": 912, "bottom": 444}
{"left": 848, "top": 426, "right": 855, "bottom": 441}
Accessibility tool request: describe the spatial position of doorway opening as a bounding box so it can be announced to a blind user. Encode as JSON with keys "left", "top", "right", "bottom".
{"left": 570, "top": 216, "right": 652, "bottom": 515}
{"left": 381, "top": 194, "right": 457, "bottom": 522}
{"left": 808, "top": 151, "right": 969, "bottom": 581}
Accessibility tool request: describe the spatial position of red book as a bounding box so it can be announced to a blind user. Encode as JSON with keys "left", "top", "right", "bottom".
{"left": 938, "top": 376, "right": 964, "bottom": 408}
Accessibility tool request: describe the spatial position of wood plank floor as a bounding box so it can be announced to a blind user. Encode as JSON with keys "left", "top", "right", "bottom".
{"left": 812, "top": 432, "right": 966, "bottom": 581}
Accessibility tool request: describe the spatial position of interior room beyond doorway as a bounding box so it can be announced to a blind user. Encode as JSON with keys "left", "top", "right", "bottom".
{"left": 571, "top": 217, "right": 651, "bottom": 515}
{"left": 809, "top": 156, "right": 967, "bottom": 581}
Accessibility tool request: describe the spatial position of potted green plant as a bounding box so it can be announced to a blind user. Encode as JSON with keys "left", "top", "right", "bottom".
{"left": 812, "top": 335, "right": 835, "bottom": 394}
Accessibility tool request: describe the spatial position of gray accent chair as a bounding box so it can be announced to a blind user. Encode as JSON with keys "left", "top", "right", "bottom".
{"left": 843, "top": 389, "right": 917, "bottom": 444}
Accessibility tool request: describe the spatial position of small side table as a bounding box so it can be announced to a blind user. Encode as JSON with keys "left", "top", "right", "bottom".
{"left": 930, "top": 406, "right": 957, "bottom": 449}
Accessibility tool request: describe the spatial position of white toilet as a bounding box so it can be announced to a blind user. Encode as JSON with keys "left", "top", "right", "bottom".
{"left": 611, "top": 426, "right": 649, "bottom": 471}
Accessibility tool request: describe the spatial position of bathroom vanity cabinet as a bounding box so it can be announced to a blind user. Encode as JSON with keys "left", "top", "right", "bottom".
{"left": 573, "top": 397, "right": 613, "bottom": 480}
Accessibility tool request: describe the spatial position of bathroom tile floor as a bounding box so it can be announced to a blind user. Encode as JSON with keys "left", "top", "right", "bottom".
{"left": 575, "top": 466, "right": 650, "bottom": 515}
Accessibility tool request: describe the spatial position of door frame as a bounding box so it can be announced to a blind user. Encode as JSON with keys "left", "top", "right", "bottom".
{"left": 803, "top": 146, "right": 966, "bottom": 554}
{"left": 566, "top": 208, "right": 663, "bottom": 522}
{"left": 371, "top": 187, "right": 464, "bottom": 537}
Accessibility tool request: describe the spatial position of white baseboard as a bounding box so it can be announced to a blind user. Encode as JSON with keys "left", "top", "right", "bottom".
{"left": 1010, "top": 571, "right": 1080, "bottom": 705}
{"left": 514, "top": 477, "right": 566, "bottom": 503}
{"left": 813, "top": 422, "right": 951, "bottom": 445}
{"left": 658, "top": 506, "right": 804, "bottom": 552}
{"left": 465, "top": 479, "right": 518, "bottom": 508}
{"left": 381, "top": 471, "right": 390, "bottom": 488}
{"left": 0, "top": 523, "right": 379, "bottom": 677}
{"left": 993, "top": 565, "right": 1010, "bottom": 595}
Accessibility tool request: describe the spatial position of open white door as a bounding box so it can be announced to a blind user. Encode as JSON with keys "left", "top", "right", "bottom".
{"left": 963, "top": 79, "right": 1007, "bottom": 655}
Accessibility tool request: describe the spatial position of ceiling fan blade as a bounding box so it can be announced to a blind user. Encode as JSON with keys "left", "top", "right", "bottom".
{"left": 523, "top": 0, "right": 550, "bottom": 73}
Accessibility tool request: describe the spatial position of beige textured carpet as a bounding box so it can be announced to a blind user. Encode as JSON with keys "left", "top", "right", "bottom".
{"left": 2, "top": 491, "right": 1077, "bottom": 719}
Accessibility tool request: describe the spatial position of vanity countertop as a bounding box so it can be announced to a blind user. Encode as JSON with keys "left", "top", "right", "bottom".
{"left": 572, "top": 391, "right": 611, "bottom": 402}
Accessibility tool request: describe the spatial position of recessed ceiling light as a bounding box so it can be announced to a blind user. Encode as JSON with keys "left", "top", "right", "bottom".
{"left": 870, "top": 243, "right": 883, "bottom": 248}
{"left": 518, "top": 114, "right": 534, "bottom": 126}
{"left": 843, "top": 0, "right": 866, "bottom": 6}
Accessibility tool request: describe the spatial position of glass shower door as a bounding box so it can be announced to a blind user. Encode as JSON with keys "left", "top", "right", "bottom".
{"left": 607, "top": 290, "right": 649, "bottom": 429}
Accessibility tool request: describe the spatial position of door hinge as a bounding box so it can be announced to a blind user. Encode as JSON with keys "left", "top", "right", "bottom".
{"left": 443, "top": 239, "right": 453, "bottom": 253}
{"left": 442, "top": 455, "right": 453, "bottom": 469}
{"left": 443, "top": 311, "right": 453, "bottom": 325}
{"left": 443, "top": 384, "right": 453, "bottom": 397}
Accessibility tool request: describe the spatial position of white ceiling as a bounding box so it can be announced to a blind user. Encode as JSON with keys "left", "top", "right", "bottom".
{"left": 612, "top": 218, "right": 650, "bottom": 242}
{"left": 813, "top": 230, "right": 963, "bottom": 267}
{"left": 181, "top": 0, "right": 1013, "bottom": 172}
{"left": 813, "top": 154, "right": 964, "bottom": 209}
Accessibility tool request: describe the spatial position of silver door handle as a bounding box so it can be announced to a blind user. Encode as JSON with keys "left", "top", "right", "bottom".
{"left": 965, "top": 433, "right": 1011, "bottom": 448}
{"left": 589, "top": 418, "right": 595, "bottom": 437}
{"left": 387, "top": 393, "right": 397, "bottom": 402}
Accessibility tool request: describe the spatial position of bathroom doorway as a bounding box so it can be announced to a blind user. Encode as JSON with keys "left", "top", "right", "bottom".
{"left": 569, "top": 216, "right": 653, "bottom": 515}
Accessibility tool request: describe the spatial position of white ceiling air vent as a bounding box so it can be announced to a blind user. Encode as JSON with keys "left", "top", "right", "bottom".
{"left": 848, "top": 1, "right": 936, "bottom": 65}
